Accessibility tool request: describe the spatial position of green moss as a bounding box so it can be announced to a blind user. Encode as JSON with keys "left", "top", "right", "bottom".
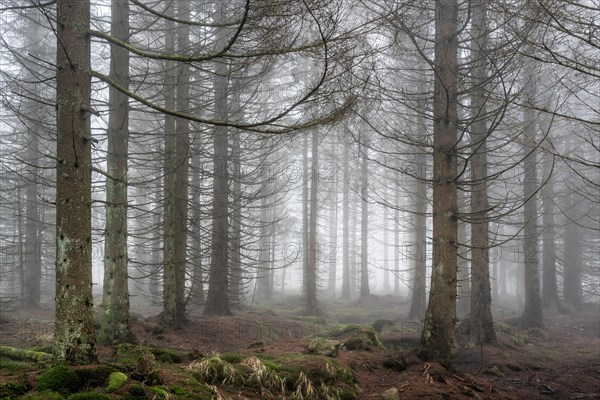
{"left": 75, "top": 365, "right": 117, "bottom": 388}
{"left": 115, "top": 344, "right": 160, "bottom": 384}
{"left": 149, "top": 386, "right": 169, "bottom": 398}
{"left": 21, "top": 389, "right": 64, "bottom": 400}
{"left": 122, "top": 383, "right": 148, "bottom": 400}
{"left": 67, "top": 393, "right": 111, "bottom": 400}
{"left": 0, "top": 345, "right": 52, "bottom": 363}
{"left": 0, "top": 372, "right": 32, "bottom": 397}
{"left": 106, "top": 371, "right": 127, "bottom": 392}
{"left": 37, "top": 364, "right": 82, "bottom": 394}
{"left": 128, "top": 384, "right": 146, "bottom": 396}
{"left": 167, "top": 384, "right": 187, "bottom": 395}
{"left": 0, "top": 358, "right": 29, "bottom": 374}
{"left": 150, "top": 348, "right": 184, "bottom": 363}
{"left": 261, "top": 359, "right": 280, "bottom": 371}
{"left": 220, "top": 352, "right": 243, "bottom": 364}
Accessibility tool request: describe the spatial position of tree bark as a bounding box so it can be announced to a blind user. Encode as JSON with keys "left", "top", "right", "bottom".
{"left": 456, "top": 188, "right": 470, "bottom": 316}
{"left": 204, "top": 2, "right": 231, "bottom": 316}
{"left": 306, "top": 132, "right": 319, "bottom": 314}
{"left": 541, "top": 139, "right": 559, "bottom": 309}
{"left": 469, "top": 0, "right": 496, "bottom": 343}
{"left": 54, "top": 0, "right": 98, "bottom": 364}
{"left": 519, "top": 58, "right": 543, "bottom": 328}
{"left": 341, "top": 139, "right": 351, "bottom": 299}
{"left": 328, "top": 138, "right": 338, "bottom": 295}
{"left": 99, "top": 0, "right": 132, "bottom": 345}
{"left": 563, "top": 192, "right": 582, "bottom": 306}
{"left": 162, "top": 3, "right": 179, "bottom": 325}
{"left": 359, "top": 141, "right": 370, "bottom": 298}
{"left": 419, "top": 0, "right": 459, "bottom": 365}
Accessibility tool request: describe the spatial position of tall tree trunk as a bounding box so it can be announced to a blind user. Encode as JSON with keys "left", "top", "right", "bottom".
{"left": 171, "top": 0, "right": 191, "bottom": 324}
{"left": 23, "top": 127, "right": 41, "bottom": 308}
{"left": 162, "top": 3, "right": 179, "bottom": 325}
{"left": 408, "top": 127, "right": 428, "bottom": 318}
{"left": 394, "top": 186, "right": 401, "bottom": 296}
{"left": 541, "top": 140, "right": 559, "bottom": 309}
{"left": 306, "top": 132, "right": 319, "bottom": 314}
{"left": 359, "top": 141, "right": 370, "bottom": 298}
{"left": 469, "top": 0, "right": 496, "bottom": 343}
{"left": 383, "top": 185, "right": 391, "bottom": 294}
{"left": 519, "top": 57, "right": 543, "bottom": 328}
{"left": 563, "top": 193, "right": 582, "bottom": 306}
{"left": 350, "top": 179, "right": 358, "bottom": 296}
{"left": 302, "top": 134, "right": 309, "bottom": 295}
{"left": 100, "top": 0, "right": 132, "bottom": 345}
{"left": 456, "top": 188, "right": 470, "bottom": 316}
{"left": 256, "top": 188, "right": 271, "bottom": 301}
{"left": 189, "top": 153, "right": 205, "bottom": 305}
{"left": 341, "top": 139, "right": 351, "bottom": 299}
{"left": 419, "top": 0, "right": 459, "bottom": 365}
{"left": 204, "top": 2, "right": 231, "bottom": 316}
{"left": 54, "top": 0, "right": 98, "bottom": 364}
{"left": 229, "top": 130, "right": 243, "bottom": 304}
{"left": 328, "top": 138, "right": 338, "bottom": 295}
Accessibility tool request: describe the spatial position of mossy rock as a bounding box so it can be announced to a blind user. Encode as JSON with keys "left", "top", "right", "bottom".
{"left": 306, "top": 338, "right": 340, "bottom": 357}
{"left": 67, "top": 392, "right": 111, "bottom": 400}
{"left": 21, "top": 389, "right": 64, "bottom": 400}
{"left": 106, "top": 371, "right": 127, "bottom": 392}
{"left": 0, "top": 345, "right": 52, "bottom": 362}
{"left": 371, "top": 319, "right": 395, "bottom": 333}
{"left": 343, "top": 326, "right": 384, "bottom": 350}
{"left": 115, "top": 344, "right": 160, "bottom": 384}
{"left": 37, "top": 364, "right": 82, "bottom": 394}
{"left": 150, "top": 347, "right": 185, "bottom": 363}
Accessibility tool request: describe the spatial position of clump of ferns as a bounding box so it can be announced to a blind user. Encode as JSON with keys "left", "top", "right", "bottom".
{"left": 187, "top": 355, "right": 242, "bottom": 386}
{"left": 241, "top": 356, "right": 286, "bottom": 396}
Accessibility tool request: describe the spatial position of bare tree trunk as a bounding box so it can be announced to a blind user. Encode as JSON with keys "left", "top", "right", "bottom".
{"left": 359, "top": 141, "right": 370, "bottom": 298}
{"left": 23, "top": 130, "right": 41, "bottom": 308}
{"left": 302, "top": 134, "right": 309, "bottom": 295}
{"left": 519, "top": 58, "right": 543, "bottom": 328}
{"left": 162, "top": 3, "right": 179, "bottom": 325}
{"left": 469, "top": 0, "right": 496, "bottom": 343}
{"left": 341, "top": 139, "right": 351, "bottom": 299}
{"left": 408, "top": 128, "right": 428, "bottom": 318}
{"left": 328, "top": 138, "right": 338, "bottom": 295}
{"left": 172, "top": 0, "right": 191, "bottom": 324}
{"left": 229, "top": 129, "right": 243, "bottom": 304}
{"left": 54, "top": 0, "right": 98, "bottom": 364}
{"left": 394, "top": 186, "right": 401, "bottom": 297}
{"left": 189, "top": 153, "right": 205, "bottom": 306}
{"left": 383, "top": 184, "right": 391, "bottom": 294}
{"left": 419, "top": 0, "right": 459, "bottom": 365}
{"left": 563, "top": 193, "right": 582, "bottom": 306}
{"left": 256, "top": 189, "right": 271, "bottom": 301}
{"left": 456, "top": 188, "right": 470, "bottom": 316}
{"left": 100, "top": 0, "right": 132, "bottom": 344}
{"left": 204, "top": 3, "right": 231, "bottom": 316}
{"left": 541, "top": 140, "right": 559, "bottom": 310}
{"left": 306, "top": 132, "right": 319, "bottom": 314}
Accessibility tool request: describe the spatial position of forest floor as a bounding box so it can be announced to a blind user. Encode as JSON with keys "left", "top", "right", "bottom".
{"left": 0, "top": 295, "right": 598, "bottom": 399}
